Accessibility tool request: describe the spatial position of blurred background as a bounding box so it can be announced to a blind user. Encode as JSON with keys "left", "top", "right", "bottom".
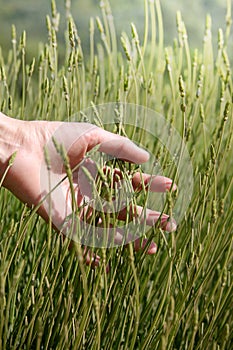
{"left": 0, "top": 0, "right": 229, "bottom": 58}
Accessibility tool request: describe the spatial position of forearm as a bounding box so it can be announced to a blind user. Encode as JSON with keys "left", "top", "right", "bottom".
{"left": 0, "top": 112, "right": 26, "bottom": 184}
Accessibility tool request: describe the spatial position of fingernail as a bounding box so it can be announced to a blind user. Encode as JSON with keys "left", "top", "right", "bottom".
{"left": 165, "top": 180, "right": 177, "bottom": 191}
{"left": 91, "top": 255, "right": 101, "bottom": 268}
{"left": 165, "top": 182, "right": 172, "bottom": 191}
{"left": 106, "top": 264, "right": 110, "bottom": 274}
{"left": 165, "top": 220, "right": 177, "bottom": 232}
{"left": 146, "top": 241, "right": 157, "bottom": 254}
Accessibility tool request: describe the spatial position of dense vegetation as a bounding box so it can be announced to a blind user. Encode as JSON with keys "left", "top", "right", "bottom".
{"left": 0, "top": 0, "right": 233, "bottom": 349}
{"left": 0, "top": 0, "right": 228, "bottom": 57}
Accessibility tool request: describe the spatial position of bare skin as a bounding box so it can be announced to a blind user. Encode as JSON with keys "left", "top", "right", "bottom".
{"left": 0, "top": 112, "right": 176, "bottom": 264}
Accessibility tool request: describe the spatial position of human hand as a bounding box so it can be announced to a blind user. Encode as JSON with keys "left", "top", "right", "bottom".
{"left": 1, "top": 114, "right": 176, "bottom": 264}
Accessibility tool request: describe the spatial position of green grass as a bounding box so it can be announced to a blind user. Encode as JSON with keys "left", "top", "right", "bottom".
{"left": 0, "top": 0, "right": 233, "bottom": 349}
{"left": 0, "top": 0, "right": 227, "bottom": 60}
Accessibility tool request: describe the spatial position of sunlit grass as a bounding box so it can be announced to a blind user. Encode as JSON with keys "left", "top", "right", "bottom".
{"left": 0, "top": 0, "right": 233, "bottom": 349}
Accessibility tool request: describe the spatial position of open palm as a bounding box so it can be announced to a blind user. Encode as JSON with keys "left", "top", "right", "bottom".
{"left": 3, "top": 118, "right": 176, "bottom": 262}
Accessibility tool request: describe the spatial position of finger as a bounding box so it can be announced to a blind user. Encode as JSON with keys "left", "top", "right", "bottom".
{"left": 117, "top": 205, "right": 177, "bottom": 232}
{"left": 132, "top": 173, "right": 177, "bottom": 192}
{"left": 84, "top": 248, "right": 101, "bottom": 268}
{"left": 64, "top": 123, "right": 149, "bottom": 168}
{"left": 134, "top": 237, "right": 157, "bottom": 254}
{"left": 95, "top": 128, "right": 149, "bottom": 164}
{"left": 61, "top": 235, "right": 101, "bottom": 268}
{"left": 77, "top": 161, "right": 177, "bottom": 199}
{"left": 51, "top": 123, "right": 149, "bottom": 171}
{"left": 113, "top": 228, "right": 157, "bottom": 254}
{"left": 77, "top": 160, "right": 177, "bottom": 197}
